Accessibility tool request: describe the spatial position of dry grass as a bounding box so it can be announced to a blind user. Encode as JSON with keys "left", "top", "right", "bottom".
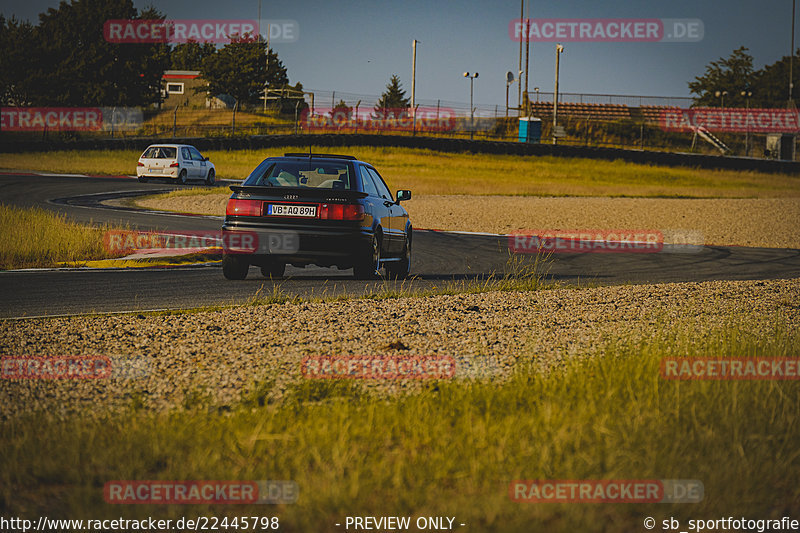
{"left": 0, "top": 204, "right": 125, "bottom": 269}
{"left": 2, "top": 316, "right": 798, "bottom": 531}
{"left": 145, "top": 108, "right": 292, "bottom": 128}
{"left": 2, "top": 146, "right": 798, "bottom": 197}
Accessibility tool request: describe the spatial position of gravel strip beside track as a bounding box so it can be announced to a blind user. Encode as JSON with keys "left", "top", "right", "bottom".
{"left": 2, "top": 278, "right": 798, "bottom": 420}
{"left": 135, "top": 194, "right": 800, "bottom": 249}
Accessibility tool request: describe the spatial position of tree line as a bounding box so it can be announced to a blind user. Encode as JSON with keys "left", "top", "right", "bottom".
{"left": 0, "top": 0, "right": 303, "bottom": 112}
{"left": 688, "top": 46, "right": 798, "bottom": 108}
{"left": 1, "top": 0, "right": 796, "bottom": 112}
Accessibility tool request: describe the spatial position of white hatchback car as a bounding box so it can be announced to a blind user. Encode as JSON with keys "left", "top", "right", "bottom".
{"left": 137, "top": 144, "right": 216, "bottom": 185}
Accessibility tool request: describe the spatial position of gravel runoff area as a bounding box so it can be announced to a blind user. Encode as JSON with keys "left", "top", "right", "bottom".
{"left": 1, "top": 278, "right": 798, "bottom": 420}
{"left": 136, "top": 194, "right": 800, "bottom": 249}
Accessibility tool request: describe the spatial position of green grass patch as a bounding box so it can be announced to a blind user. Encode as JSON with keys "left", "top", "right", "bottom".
{"left": 0, "top": 204, "right": 127, "bottom": 269}
{"left": 2, "top": 315, "right": 797, "bottom": 530}
{"left": 2, "top": 146, "right": 798, "bottom": 197}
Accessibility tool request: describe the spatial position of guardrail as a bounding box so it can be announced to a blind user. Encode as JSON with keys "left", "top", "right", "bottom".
{"left": 1, "top": 133, "right": 797, "bottom": 174}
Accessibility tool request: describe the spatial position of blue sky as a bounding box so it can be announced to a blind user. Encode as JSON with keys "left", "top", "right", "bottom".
{"left": 3, "top": 0, "right": 796, "bottom": 108}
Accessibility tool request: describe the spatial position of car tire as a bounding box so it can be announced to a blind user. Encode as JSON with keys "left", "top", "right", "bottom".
{"left": 260, "top": 261, "right": 285, "bottom": 279}
{"left": 386, "top": 230, "right": 411, "bottom": 279}
{"left": 353, "top": 231, "right": 381, "bottom": 280}
{"left": 178, "top": 169, "right": 187, "bottom": 185}
{"left": 205, "top": 168, "right": 215, "bottom": 186}
{"left": 137, "top": 176, "right": 148, "bottom": 183}
{"left": 222, "top": 254, "right": 249, "bottom": 280}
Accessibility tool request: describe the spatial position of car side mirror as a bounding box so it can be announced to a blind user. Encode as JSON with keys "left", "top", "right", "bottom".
{"left": 204, "top": 157, "right": 210, "bottom": 161}
{"left": 396, "top": 190, "right": 411, "bottom": 203}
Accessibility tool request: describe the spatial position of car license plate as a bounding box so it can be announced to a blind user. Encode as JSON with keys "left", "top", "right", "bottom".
{"left": 267, "top": 204, "right": 316, "bottom": 217}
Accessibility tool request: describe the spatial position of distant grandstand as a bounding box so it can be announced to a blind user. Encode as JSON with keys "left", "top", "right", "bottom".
{"left": 640, "top": 105, "right": 682, "bottom": 124}
{"left": 522, "top": 91, "right": 691, "bottom": 124}
{"left": 527, "top": 101, "right": 633, "bottom": 121}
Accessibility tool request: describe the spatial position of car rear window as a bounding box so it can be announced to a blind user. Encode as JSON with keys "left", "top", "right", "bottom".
{"left": 244, "top": 160, "right": 353, "bottom": 190}
{"left": 142, "top": 147, "right": 176, "bottom": 159}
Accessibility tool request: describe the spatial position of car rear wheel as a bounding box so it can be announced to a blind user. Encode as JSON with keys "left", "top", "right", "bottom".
{"left": 178, "top": 169, "right": 187, "bottom": 185}
{"left": 137, "top": 176, "right": 148, "bottom": 183}
{"left": 260, "top": 261, "right": 285, "bottom": 278}
{"left": 222, "top": 254, "right": 249, "bottom": 280}
{"left": 353, "top": 232, "right": 381, "bottom": 279}
{"left": 205, "top": 168, "right": 215, "bottom": 186}
{"left": 386, "top": 231, "right": 411, "bottom": 279}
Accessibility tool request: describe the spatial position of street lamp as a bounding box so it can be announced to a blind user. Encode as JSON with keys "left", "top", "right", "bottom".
{"left": 741, "top": 90, "right": 752, "bottom": 156}
{"left": 464, "top": 72, "right": 478, "bottom": 140}
{"left": 553, "top": 44, "right": 564, "bottom": 145}
{"left": 534, "top": 87, "right": 540, "bottom": 103}
{"left": 715, "top": 90, "right": 728, "bottom": 108}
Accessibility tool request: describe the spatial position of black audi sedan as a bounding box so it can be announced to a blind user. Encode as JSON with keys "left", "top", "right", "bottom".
{"left": 221, "top": 153, "right": 412, "bottom": 280}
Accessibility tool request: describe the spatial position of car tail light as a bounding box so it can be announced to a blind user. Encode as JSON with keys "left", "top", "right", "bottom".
{"left": 137, "top": 162, "right": 144, "bottom": 166}
{"left": 226, "top": 198, "right": 262, "bottom": 216}
{"left": 169, "top": 162, "right": 179, "bottom": 167}
{"left": 319, "top": 203, "right": 365, "bottom": 221}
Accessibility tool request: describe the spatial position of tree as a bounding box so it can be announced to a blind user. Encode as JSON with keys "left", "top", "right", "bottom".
{"left": 688, "top": 46, "right": 756, "bottom": 107}
{"left": 374, "top": 74, "right": 410, "bottom": 113}
{"left": 689, "top": 46, "right": 800, "bottom": 108}
{"left": 16, "top": 0, "right": 170, "bottom": 106}
{"left": 0, "top": 16, "right": 38, "bottom": 105}
{"left": 278, "top": 81, "right": 308, "bottom": 115}
{"left": 201, "top": 36, "right": 288, "bottom": 108}
{"left": 330, "top": 99, "right": 353, "bottom": 118}
{"left": 171, "top": 41, "right": 216, "bottom": 71}
{"left": 751, "top": 51, "right": 800, "bottom": 108}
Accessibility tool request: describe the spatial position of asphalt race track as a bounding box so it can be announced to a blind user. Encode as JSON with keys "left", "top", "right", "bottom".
{"left": 2, "top": 173, "right": 799, "bottom": 318}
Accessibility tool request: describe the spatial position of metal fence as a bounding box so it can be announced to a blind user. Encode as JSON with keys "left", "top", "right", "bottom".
{"left": 0, "top": 89, "right": 790, "bottom": 159}
{"left": 304, "top": 88, "right": 696, "bottom": 117}
{"left": 524, "top": 91, "right": 694, "bottom": 108}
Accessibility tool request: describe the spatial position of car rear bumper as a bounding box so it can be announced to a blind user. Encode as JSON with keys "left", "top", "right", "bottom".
{"left": 221, "top": 221, "right": 372, "bottom": 268}
{"left": 137, "top": 169, "right": 178, "bottom": 178}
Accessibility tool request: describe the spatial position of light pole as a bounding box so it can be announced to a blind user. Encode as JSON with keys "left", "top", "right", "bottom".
{"left": 464, "top": 72, "right": 478, "bottom": 140}
{"left": 518, "top": 0, "right": 523, "bottom": 115}
{"left": 741, "top": 90, "right": 752, "bottom": 155}
{"left": 411, "top": 40, "right": 419, "bottom": 131}
{"left": 553, "top": 44, "right": 564, "bottom": 145}
{"left": 791, "top": 0, "right": 796, "bottom": 104}
{"left": 715, "top": 90, "right": 728, "bottom": 108}
{"left": 264, "top": 19, "right": 271, "bottom": 113}
{"left": 505, "top": 71, "right": 515, "bottom": 118}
